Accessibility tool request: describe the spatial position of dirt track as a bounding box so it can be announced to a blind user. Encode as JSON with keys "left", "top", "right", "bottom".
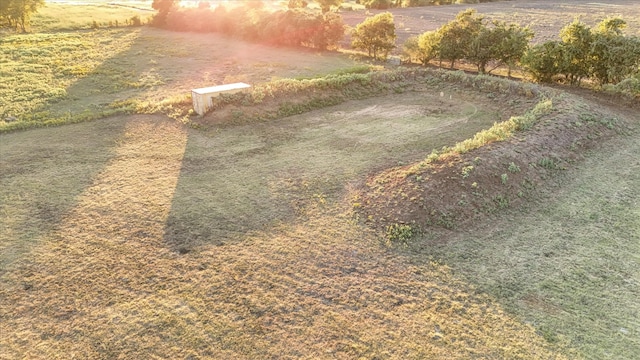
{"left": 341, "top": 0, "right": 640, "bottom": 45}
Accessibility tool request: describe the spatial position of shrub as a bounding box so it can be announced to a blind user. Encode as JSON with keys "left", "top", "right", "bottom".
{"left": 351, "top": 12, "right": 397, "bottom": 60}
{"left": 522, "top": 41, "right": 563, "bottom": 83}
{"left": 363, "top": 0, "right": 395, "bottom": 9}
{"left": 385, "top": 223, "right": 415, "bottom": 244}
{"left": 130, "top": 15, "right": 142, "bottom": 26}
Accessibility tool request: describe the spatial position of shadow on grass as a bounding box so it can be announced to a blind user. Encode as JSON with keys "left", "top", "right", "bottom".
{"left": 0, "top": 118, "right": 128, "bottom": 272}
{"left": 0, "top": 27, "right": 159, "bottom": 271}
{"left": 160, "top": 90, "right": 510, "bottom": 252}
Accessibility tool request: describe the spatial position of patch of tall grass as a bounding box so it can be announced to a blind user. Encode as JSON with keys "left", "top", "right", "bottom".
{"left": 406, "top": 97, "right": 553, "bottom": 174}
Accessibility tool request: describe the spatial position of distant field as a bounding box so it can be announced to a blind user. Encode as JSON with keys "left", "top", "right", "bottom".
{"left": 32, "top": 3, "right": 153, "bottom": 31}
{"left": 341, "top": 0, "right": 640, "bottom": 44}
{"left": 0, "top": 22, "right": 359, "bottom": 130}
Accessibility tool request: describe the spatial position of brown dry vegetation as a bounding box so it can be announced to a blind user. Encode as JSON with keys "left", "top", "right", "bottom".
{"left": 357, "top": 88, "right": 629, "bottom": 232}
{"left": 1, "top": 1, "right": 639, "bottom": 359}
{"left": 1, "top": 105, "right": 566, "bottom": 358}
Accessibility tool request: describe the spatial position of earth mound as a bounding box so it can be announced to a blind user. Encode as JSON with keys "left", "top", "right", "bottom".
{"left": 355, "top": 85, "right": 629, "bottom": 235}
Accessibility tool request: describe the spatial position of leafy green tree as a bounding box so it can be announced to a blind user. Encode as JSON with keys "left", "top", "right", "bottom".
{"left": 416, "top": 30, "right": 441, "bottom": 64}
{"left": 0, "top": 0, "right": 44, "bottom": 32}
{"left": 466, "top": 23, "right": 499, "bottom": 73}
{"left": 522, "top": 41, "right": 563, "bottom": 83}
{"left": 351, "top": 12, "right": 396, "bottom": 60}
{"left": 590, "top": 18, "right": 640, "bottom": 84}
{"left": 401, "top": 31, "right": 440, "bottom": 65}
{"left": 490, "top": 21, "right": 533, "bottom": 76}
{"left": 437, "top": 9, "right": 484, "bottom": 68}
{"left": 316, "top": 0, "right": 342, "bottom": 13}
{"left": 558, "top": 18, "right": 593, "bottom": 85}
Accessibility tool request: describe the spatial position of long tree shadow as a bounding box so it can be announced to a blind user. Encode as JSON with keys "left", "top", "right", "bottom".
{"left": 161, "top": 89, "right": 509, "bottom": 252}
{"left": 0, "top": 27, "right": 166, "bottom": 272}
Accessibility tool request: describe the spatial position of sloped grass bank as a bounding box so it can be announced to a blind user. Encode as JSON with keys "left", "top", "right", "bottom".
{"left": 190, "top": 67, "right": 543, "bottom": 128}
{"left": 356, "top": 76, "right": 626, "bottom": 237}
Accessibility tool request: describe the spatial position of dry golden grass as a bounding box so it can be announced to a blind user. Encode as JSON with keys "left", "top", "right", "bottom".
{"left": 0, "top": 95, "right": 568, "bottom": 358}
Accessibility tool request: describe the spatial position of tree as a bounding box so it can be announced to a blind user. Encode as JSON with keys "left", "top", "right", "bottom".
{"left": 492, "top": 22, "right": 533, "bottom": 77}
{"left": 152, "top": 0, "right": 177, "bottom": 26}
{"left": 0, "top": 0, "right": 44, "bottom": 32}
{"left": 466, "top": 24, "right": 499, "bottom": 73}
{"left": 351, "top": 12, "right": 396, "bottom": 60}
{"left": 466, "top": 20, "right": 532, "bottom": 75}
{"left": 522, "top": 41, "right": 563, "bottom": 83}
{"left": 590, "top": 18, "right": 640, "bottom": 84}
{"left": 316, "top": 0, "right": 342, "bottom": 13}
{"left": 558, "top": 18, "right": 593, "bottom": 85}
{"left": 437, "top": 9, "right": 484, "bottom": 68}
{"left": 403, "top": 32, "right": 440, "bottom": 65}
{"left": 415, "top": 30, "right": 441, "bottom": 64}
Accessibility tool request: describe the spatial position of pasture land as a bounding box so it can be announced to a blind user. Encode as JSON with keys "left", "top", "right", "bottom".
{"left": 1, "top": 91, "right": 565, "bottom": 359}
{"left": 1, "top": 1, "right": 639, "bottom": 359}
{"left": 0, "top": 22, "right": 358, "bottom": 131}
{"left": 1, "top": 73, "right": 639, "bottom": 358}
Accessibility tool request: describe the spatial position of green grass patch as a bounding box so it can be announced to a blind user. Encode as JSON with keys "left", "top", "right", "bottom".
{"left": 1, "top": 24, "right": 360, "bottom": 132}
{"left": 31, "top": 3, "right": 153, "bottom": 32}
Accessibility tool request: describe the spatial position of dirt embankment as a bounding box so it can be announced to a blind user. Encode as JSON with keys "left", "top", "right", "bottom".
{"left": 355, "top": 89, "right": 633, "bottom": 233}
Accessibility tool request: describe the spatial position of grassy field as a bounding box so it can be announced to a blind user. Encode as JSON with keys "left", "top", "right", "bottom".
{"left": 407, "top": 118, "right": 640, "bottom": 359}
{"left": 1, "top": 5, "right": 359, "bottom": 131}
{"left": 30, "top": 2, "right": 154, "bottom": 31}
{"left": 1, "top": 75, "right": 638, "bottom": 359}
{"left": 1, "top": 93, "right": 566, "bottom": 359}
{"left": 1, "top": 2, "right": 639, "bottom": 359}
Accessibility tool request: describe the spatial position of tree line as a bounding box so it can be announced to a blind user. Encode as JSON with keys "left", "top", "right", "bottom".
{"left": 359, "top": 9, "right": 638, "bottom": 87}
{"left": 151, "top": 0, "right": 345, "bottom": 50}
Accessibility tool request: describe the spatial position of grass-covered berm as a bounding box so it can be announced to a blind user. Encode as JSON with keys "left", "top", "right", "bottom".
{"left": 1, "top": 3, "right": 638, "bottom": 359}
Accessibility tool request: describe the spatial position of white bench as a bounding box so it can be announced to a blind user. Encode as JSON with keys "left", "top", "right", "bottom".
{"left": 191, "top": 82, "right": 251, "bottom": 116}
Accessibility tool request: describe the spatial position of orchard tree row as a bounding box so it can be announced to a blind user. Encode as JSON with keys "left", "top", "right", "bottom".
{"left": 355, "top": 9, "right": 639, "bottom": 86}
{"left": 523, "top": 18, "right": 640, "bottom": 85}
{"left": 402, "top": 9, "right": 532, "bottom": 76}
